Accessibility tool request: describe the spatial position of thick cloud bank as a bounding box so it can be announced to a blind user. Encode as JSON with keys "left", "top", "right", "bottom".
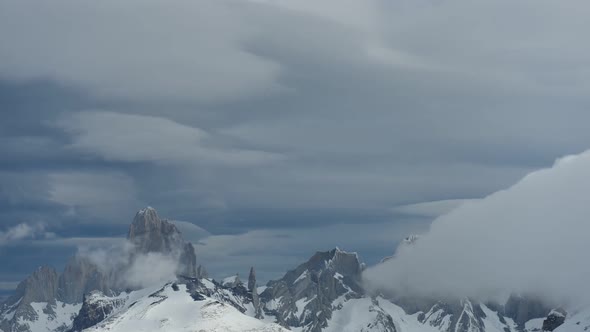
{"left": 364, "top": 150, "right": 590, "bottom": 306}
{"left": 78, "top": 242, "right": 180, "bottom": 290}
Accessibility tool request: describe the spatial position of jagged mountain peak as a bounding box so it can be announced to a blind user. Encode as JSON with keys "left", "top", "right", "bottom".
{"left": 15, "top": 266, "right": 59, "bottom": 305}
{"left": 127, "top": 206, "right": 184, "bottom": 254}
{"left": 129, "top": 207, "right": 179, "bottom": 238}
{"left": 260, "top": 248, "right": 365, "bottom": 331}
{"left": 128, "top": 207, "right": 199, "bottom": 279}
{"left": 248, "top": 267, "right": 257, "bottom": 291}
{"left": 303, "top": 248, "right": 362, "bottom": 277}
{"left": 57, "top": 255, "right": 111, "bottom": 304}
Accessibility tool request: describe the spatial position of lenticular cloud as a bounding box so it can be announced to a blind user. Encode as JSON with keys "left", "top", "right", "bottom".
{"left": 364, "top": 150, "right": 590, "bottom": 306}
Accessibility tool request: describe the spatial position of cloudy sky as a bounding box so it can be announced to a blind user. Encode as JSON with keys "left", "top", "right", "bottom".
{"left": 1, "top": 0, "right": 590, "bottom": 292}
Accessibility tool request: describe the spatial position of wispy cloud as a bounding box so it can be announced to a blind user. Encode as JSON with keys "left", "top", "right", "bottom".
{"left": 0, "top": 223, "right": 54, "bottom": 245}
{"left": 55, "top": 111, "right": 284, "bottom": 166}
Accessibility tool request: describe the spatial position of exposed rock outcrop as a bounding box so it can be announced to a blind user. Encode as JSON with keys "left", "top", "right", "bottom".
{"left": 248, "top": 267, "right": 264, "bottom": 319}
{"left": 127, "top": 207, "right": 184, "bottom": 254}
{"left": 504, "top": 293, "right": 550, "bottom": 327}
{"left": 58, "top": 256, "right": 111, "bottom": 304}
{"left": 197, "top": 264, "right": 209, "bottom": 279}
{"left": 542, "top": 308, "right": 566, "bottom": 331}
{"left": 179, "top": 242, "right": 198, "bottom": 278}
{"left": 0, "top": 266, "right": 60, "bottom": 331}
{"left": 69, "top": 291, "right": 126, "bottom": 332}
{"left": 260, "top": 248, "right": 364, "bottom": 332}
{"left": 248, "top": 267, "right": 257, "bottom": 291}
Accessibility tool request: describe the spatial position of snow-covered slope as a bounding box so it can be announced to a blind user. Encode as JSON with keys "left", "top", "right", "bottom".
{"left": 79, "top": 283, "right": 286, "bottom": 332}
{"left": 0, "top": 300, "right": 80, "bottom": 332}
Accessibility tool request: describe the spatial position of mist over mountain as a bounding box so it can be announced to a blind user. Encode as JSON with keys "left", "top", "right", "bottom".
{"left": 3, "top": 148, "right": 590, "bottom": 332}
{"left": 364, "top": 151, "right": 590, "bottom": 307}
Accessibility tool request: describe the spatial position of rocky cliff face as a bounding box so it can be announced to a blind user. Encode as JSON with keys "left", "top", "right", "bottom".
{"left": 504, "top": 293, "right": 551, "bottom": 327}
{"left": 542, "top": 308, "right": 566, "bottom": 331}
{"left": 248, "top": 267, "right": 264, "bottom": 319}
{"left": 57, "top": 256, "right": 112, "bottom": 304}
{"left": 178, "top": 242, "right": 198, "bottom": 277}
{"left": 260, "top": 248, "right": 366, "bottom": 332}
{"left": 127, "top": 207, "right": 197, "bottom": 279}
{"left": 69, "top": 291, "right": 126, "bottom": 332}
{"left": 0, "top": 266, "right": 61, "bottom": 331}
{"left": 127, "top": 207, "right": 184, "bottom": 254}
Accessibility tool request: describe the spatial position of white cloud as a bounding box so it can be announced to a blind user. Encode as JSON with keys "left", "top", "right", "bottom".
{"left": 77, "top": 241, "right": 180, "bottom": 289}
{"left": 0, "top": 0, "right": 281, "bottom": 102}
{"left": 55, "top": 111, "right": 284, "bottom": 166}
{"left": 123, "top": 252, "right": 179, "bottom": 289}
{"left": 392, "top": 199, "right": 479, "bottom": 218}
{"left": 0, "top": 223, "right": 53, "bottom": 245}
{"left": 364, "top": 149, "right": 590, "bottom": 307}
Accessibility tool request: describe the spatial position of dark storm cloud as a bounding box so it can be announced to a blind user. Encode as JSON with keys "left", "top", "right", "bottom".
{"left": 1, "top": 0, "right": 590, "bottom": 287}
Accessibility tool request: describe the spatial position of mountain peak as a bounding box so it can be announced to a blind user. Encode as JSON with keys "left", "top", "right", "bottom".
{"left": 127, "top": 207, "right": 183, "bottom": 254}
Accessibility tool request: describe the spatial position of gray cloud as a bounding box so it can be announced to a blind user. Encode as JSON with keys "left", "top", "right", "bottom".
{"left": 54, "top": 111, "right": 284, "bottom": 166}
{"left": 1, "top": 0, "right": 590, "bottom": 288}
{"left": 0, "top": 0, "right": 282, "bottom": 103}
{"left": 47, "top": 170, "right": 143, "bottom": 221}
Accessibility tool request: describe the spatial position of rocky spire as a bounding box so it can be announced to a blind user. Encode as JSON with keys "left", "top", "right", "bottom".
{"left": 196, "top": 265, "right": 209, "bottom": 279}
{"left": 248, "top": 267, "right": 257, "bottom": 291}
{"left": 247, "top": 267, "right": 264, "bottom": 319}
{"left": 178, "top": 242, "right": 197, "bottom": 278}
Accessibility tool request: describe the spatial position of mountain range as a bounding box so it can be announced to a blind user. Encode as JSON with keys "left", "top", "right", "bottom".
{"left": 0, "top": 207, "right": 584, "bottom": 332}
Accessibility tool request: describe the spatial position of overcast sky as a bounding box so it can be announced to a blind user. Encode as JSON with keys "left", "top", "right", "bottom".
{"left": 1, "top": 0, "right": 590, "bottom": 290}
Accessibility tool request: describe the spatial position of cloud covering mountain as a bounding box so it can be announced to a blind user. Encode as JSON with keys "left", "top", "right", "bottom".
{"left": 365, "top": 150, "right": 590, "bottom": 307}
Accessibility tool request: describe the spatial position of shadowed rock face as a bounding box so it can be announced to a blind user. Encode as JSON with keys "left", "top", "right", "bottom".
{"left": 196, "top": 265, "right": 209, "bottom": 279}
{"left": 17, "top": 266, "right": 59, "bottom": 305}
{"left": 542, "top": 308, "right": 566, "bottom": 331}
{"left": 128, "top": 207, "right": 198, "bottom": 279}
{"left": 261, "top": 248, "right": 365, "bottom": 332}
{"left": 58, "top": 256, "right": 111, "bottom": 304}
{"left": 69, "top": 291, "right": 126, "bottom": 332}
{"left": 179, "top": 242, "right": 198, "bottom": 278}
{"left": 127, "top": 207, "right": 184, "bottom": 254}
{"left": 504, "top": 294, "right": 550, "bottom": 327}
{"left": 248, "top": 267, "right": 264, "bottom": 319}
{"left": 0, "top": 266, "right": 60, "bottom": 331}
{"left": 248, "top": 267, "right": 257, "bottom": 291}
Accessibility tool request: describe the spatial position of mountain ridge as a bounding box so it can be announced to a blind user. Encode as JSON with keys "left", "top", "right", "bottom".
{"left": 0, "top": 207, "right": 577, "bottom": 332}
